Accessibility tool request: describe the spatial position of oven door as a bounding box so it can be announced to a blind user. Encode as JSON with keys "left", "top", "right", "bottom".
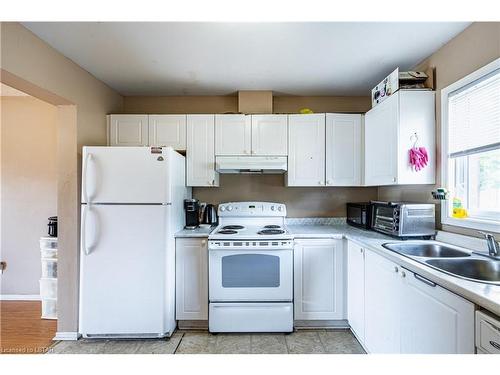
{"left": 372, "top": 204, "right": 397, "bottom": 234}
{"left": 209, "top": 248, "right": 293, "bottom": 302}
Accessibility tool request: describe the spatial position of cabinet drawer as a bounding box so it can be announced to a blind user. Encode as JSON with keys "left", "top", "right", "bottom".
{"left": 476, "top": 310, "right": 500, "bottom": 354}
{"left": 209, "top": 302, "right": 293, "bottom": 332}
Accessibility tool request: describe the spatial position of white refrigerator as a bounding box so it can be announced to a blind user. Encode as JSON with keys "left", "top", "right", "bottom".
{"left": 79, "top": 146, "right": 190, "bottom": 338}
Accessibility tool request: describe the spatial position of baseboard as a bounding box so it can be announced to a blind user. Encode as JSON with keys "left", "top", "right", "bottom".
{"left": 349, "top": 328, "right": 369, "bottom": 354}
{"left": 294, "top": 319, "right": 350, "bottom": 329}
{"left": 178, "top": 320, "right": 209, "bottom": 330}
{"left": 53, "top": 332, "right": 81, "bottom": 341}
{"left": 0, "top": 294, "right": 41, "bottom": 301}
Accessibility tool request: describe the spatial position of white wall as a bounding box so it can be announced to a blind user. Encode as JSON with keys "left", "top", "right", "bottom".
{"left": 1, "top": 96, "right": 57, "bottom": 295}
{"left": 1, "top": 22, "right": 123, "bottom": 331}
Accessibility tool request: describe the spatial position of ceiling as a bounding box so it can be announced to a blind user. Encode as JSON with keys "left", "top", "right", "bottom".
{"left": 23, "top": 22, "right": 471, "bottom": 96}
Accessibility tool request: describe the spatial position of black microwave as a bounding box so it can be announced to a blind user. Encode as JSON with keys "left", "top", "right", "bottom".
{"left": 346, "top": 202, "right": 372, "bottom": 229}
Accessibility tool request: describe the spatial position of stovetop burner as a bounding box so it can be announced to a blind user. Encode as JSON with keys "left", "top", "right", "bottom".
{"left": 217, "top": 229, "right": 238, "bottom": 234}
{"left": 222, "top": 225, "right": 245, "bottom": 230}
{"left": 258, "top": 229, "right": 286, "bottom": 235}
{"left": 264, "top": 225, "right": 281, "bottom": 229}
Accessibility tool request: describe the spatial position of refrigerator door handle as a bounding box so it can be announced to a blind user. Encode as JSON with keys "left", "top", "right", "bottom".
{"left": 82, "top": 204, "right": 90, "bottom": 255}
{"left": 83, "top": 152, "right": 93, "bottom": 203}
{"left": 82, "top": 204, "right": 99, "bottom": 255}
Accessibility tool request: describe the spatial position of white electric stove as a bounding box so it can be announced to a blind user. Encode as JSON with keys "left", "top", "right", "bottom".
{"left": 208, "top": 202, "right": 293, "bottom": 333}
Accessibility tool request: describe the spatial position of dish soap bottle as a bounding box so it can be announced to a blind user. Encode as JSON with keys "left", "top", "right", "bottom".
{"left": 452, "top": 197, "right": 468, "bottom": 218}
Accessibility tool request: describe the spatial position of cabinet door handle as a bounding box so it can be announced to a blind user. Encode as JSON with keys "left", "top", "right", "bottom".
{"left": 484, "top": 321, "right": 500, "bottom": 333}
{"left": 400, "top": 270, "right": 406, "bottom": 278}
{"left": 360, "top": 248, "right": 364, "bottom": 253}
{"left": 414, "top": 273, "right": 437, "bottom": 287}
{"left": 394, "top": 266, "right": 399, "bottom": 273}
{"left": 490, "top": 341, "right": 500, "bottom": 351}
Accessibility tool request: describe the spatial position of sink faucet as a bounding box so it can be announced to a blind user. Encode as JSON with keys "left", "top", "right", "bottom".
{"left": 479, "top": 231, "right": 500, "bottom": 258}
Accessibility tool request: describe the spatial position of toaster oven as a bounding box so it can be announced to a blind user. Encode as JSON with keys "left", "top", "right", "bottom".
{"left": 371, "top": 201, "right": 436, "bottom": 239}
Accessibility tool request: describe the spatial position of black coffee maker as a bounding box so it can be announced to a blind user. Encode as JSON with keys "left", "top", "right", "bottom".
{"left": 184, "top": 199, "right": 200, "bottom": 229}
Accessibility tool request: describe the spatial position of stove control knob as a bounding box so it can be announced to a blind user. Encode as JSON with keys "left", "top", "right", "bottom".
{"left": 220, "top": 206, "right": 226, "bottom": 212}
{"left": 278, "top": 206, "right": 283, "bottom": 212}
{"left": 227, "top": 205, "right": 233, "bottom": 211}
{"left": 271, "top": 206, "right": 275, "bottom": 211}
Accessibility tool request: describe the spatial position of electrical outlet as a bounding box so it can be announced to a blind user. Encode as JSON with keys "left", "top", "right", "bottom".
{"left": 0, "top": 261, "right": 6, "bottom": 274}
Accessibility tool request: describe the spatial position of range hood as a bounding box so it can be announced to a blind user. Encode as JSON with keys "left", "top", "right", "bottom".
{"left": 215, "top": 156, "right": 287, "bottom": 174}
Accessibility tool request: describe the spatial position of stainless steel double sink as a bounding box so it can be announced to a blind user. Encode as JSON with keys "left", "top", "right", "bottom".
{"left": 382, "top": 241, "right": 500, "bottom": 285}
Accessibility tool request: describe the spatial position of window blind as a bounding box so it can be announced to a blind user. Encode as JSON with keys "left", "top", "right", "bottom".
{"left": 448, "top": 68, "right": 500, "bottom": 158}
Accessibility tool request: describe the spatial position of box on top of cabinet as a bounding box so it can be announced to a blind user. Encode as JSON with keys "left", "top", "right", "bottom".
{"left": 238, "top": 91, "right": 273, "bottom": 114}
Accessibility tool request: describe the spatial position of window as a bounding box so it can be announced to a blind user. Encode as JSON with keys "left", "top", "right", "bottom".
{"left": 441, "top": 57, "right": 500, "bottom": 232}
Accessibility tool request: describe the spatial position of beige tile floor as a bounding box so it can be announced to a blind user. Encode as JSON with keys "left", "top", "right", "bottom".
{"left": 49, "top": 329, "right": 365, "bottom": 354}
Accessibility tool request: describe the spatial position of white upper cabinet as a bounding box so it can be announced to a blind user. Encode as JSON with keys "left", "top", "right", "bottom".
{"left": 364, "top": 94, "right": 399, "bottom": 185}
{"left": 347, "top": 240, "right": 365, "bottom": 342}
{"left": 148, "top": 115, "right": 186, "bottom": 150}
{"left": 108, "top": 115, "right": 149, "bottom": 146}
{"left": 186, "top": 115, "right": 219, "bottom": 187}
{"left": 251, "top": 115, "right": 288, "bottom": 156}
{"left": 326, "top": 114, "right": 362, "bottom": 186}
{"left": 176, "top": 238, "right": 208, "bottom": 321}
{"left": 364, "top": 90, "right": 435, "bottom": 186}
{"left": 294, "top": 239, "right": 345, "bottom": 320}
{"left": 215, "top": 114, "right": 252, "bottom": 156}
{"left": 287, "top": 114, "right": 326, "bottom": 186}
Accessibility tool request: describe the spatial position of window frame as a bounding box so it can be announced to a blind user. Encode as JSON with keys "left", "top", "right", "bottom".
{"left": 441, "top": 57, "right": 500, "bottom": 233}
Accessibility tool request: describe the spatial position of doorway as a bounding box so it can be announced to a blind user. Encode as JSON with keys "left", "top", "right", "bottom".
{"left": 0, "top": 83, "right": 59, "bottom": 353}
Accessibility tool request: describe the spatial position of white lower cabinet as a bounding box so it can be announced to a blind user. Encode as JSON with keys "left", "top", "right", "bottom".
{"left": 476, "top": 310, "right": 500, "bottom": 354}
{"left": 347, "top": 241, "right": 365, "bottom": 341}
{"left": 294, "top": 239, "right": 345, "bottom": 320}
{"left": 356, "top": 246, "right": 475, "bottom": 354}
{"left": 400, "top": 268, "right": 475, "bottom": 354}
{"left": 364, "top": 249, "right": 402, "bottom": 353}
{"left": 175, "top": 238, "right": 208, "bottom": 320}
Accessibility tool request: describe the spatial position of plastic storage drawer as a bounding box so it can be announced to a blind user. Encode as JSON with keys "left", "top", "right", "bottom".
{"left": 40, "top": 248, "right": 57, "bottom": 259}
{"left": 40, "top": 237, "right": 58, "bottom": 249}
{"left": 41, "top": 298, "right": 57, "bottom": 319}
{"left": 41, "top": 259, "right": 58, "bottom": 278}
{"left": 39, "top": 278, "right": 57, "bottom": 299}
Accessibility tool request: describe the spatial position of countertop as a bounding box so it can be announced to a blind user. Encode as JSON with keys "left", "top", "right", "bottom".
{"left": 175, "top": 222, "right": 500, "bottom": 315}
{"left": 175, "top": 225, "right": 214, "bottom": 238}
{"left": 289, "top": 223, "right": 500, "bottom": 316}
